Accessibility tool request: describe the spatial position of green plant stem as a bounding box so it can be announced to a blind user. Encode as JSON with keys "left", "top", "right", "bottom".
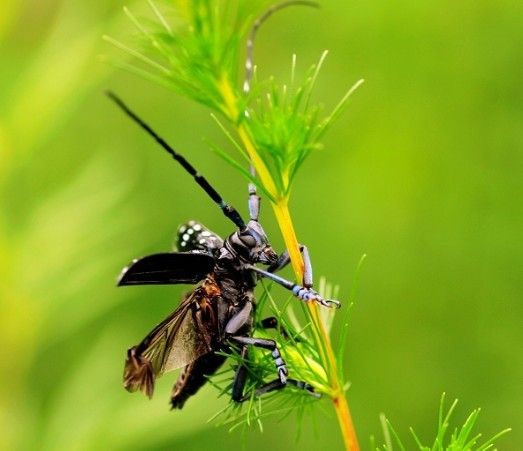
{"left": 219, "top": 77, "right": 360, "bottom": 451}
{"left": 272, "top": 199, "right": 360, "bottom": 451}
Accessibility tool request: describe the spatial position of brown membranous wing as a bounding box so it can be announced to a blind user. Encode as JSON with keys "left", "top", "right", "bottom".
{"left": 123, "top": 279, "right": 221, "bottom": 398}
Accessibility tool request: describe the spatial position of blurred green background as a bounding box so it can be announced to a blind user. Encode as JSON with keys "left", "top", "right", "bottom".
{"left": 1, "top": 0, "right": 521, "bottom": 449}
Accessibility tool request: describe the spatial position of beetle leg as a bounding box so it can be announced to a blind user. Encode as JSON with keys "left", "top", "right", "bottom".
{"left": 239, "top": 378, "right": 320, "bottom": 402}
{"left": 229, "top": 333, "right": 317, "bottom": 403}
{"left": 231, "top": 345, "right": 249, "bottom": 402}
{"left": 229, "top": 336, "right": 288, "bottom": 384}
{"left": 224, "top": 302, "right": 253, "bottom": 335}
{"left": 247, "top": 265, "right": 341, "bottom": 309}
{"left": 258, "top": 316, "right": 303, "bottom": 342}
{"left": 267, "top": 244, "right": 313, "bottom": 288}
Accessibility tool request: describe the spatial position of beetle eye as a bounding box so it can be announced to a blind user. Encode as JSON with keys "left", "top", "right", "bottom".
{"left": 240, "top": 234, "right": 256, "bottom": 247}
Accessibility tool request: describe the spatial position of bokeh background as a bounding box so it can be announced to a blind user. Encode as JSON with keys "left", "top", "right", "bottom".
{"left": 1, "top": 1, "right": 521, "bottom": 449}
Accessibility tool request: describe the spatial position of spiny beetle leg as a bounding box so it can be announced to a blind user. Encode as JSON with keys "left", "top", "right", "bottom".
{"left": 229, "top": 344, "right": 320, "bottom": 403}
{"left": 229, "top": 336, "right": 288, "bottom": 384}
{"left": 231, "top": 345, "right": 249, "bottom": 403}
{"left": 258, "top": 316, "right": 304, "bottom": 342}
{"left": 268, "top": 244, "right": 313, "bottom": 288}
{"left": 239, "top": 378, "right": 321, "bottom": 402}
{"left": 247, "top": 265, "right": 341, "bottom": 309}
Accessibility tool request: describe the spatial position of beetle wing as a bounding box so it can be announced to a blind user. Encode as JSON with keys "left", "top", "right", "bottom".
{"left": 123, "top": 282, "right": 220, "bottom": 398}
{"left": 118, "top": 252, "right": 215, "bottom": 286}
{"left": 145, "top": 295, "right": 214, "bottom": 374}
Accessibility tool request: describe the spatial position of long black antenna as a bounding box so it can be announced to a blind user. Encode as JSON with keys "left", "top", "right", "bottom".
{"left": 107, "top": 91, "right": 246, "bottom": 230}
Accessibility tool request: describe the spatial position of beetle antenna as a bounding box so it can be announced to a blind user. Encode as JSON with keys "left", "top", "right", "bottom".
{"left": 243, "top": 1, "right": 319, "bottom": 97}
{"left": 243, "top": 1, "right": 319, "bottom": 220}
{"left": 107, "top": 91, "right": 246, "bottom": 230}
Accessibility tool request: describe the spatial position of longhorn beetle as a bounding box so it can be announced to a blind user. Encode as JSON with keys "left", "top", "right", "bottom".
{"left": 110, "top": 1, "right": 337, "bottom": 409}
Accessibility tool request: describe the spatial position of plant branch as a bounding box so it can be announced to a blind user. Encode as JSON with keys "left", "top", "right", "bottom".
{"left": 272, "top": 199, "right": 360, "bottom": 451}
{"left": 218, "top": 79, "right": 360, "bottom": 451}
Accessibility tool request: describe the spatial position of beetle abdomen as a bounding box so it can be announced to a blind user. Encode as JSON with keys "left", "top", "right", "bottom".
{"left": 170, "top": 352, "right": 227, "bottom": 409}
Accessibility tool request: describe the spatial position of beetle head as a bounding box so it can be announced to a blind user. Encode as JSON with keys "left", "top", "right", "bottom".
{"left": 229, "top": 220, "right": 278, "bottom": 265}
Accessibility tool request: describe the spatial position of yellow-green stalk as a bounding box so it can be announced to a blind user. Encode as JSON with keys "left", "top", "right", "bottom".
{"left": 218, "top": 77, "right": 359, "bottom": 450}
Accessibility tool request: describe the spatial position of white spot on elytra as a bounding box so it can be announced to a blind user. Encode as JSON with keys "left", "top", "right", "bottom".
{"left": 182, "top": 233, "right": 190, "bottom": 241}
{"left": 193, "top": 224, "right": 202, "bottom": 231}
{"left": 201, "top": 231, "right": 211, "bottom": 237}
{"left": 187, "top": 228, "right": 194, "bottom": 235}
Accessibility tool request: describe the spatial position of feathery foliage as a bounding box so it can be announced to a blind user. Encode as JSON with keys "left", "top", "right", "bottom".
{"left": 374, "top": 394, "right": 511, "bottom": 451}
{"left": 104, "top": 0, "right": 363, "bottom": 201}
